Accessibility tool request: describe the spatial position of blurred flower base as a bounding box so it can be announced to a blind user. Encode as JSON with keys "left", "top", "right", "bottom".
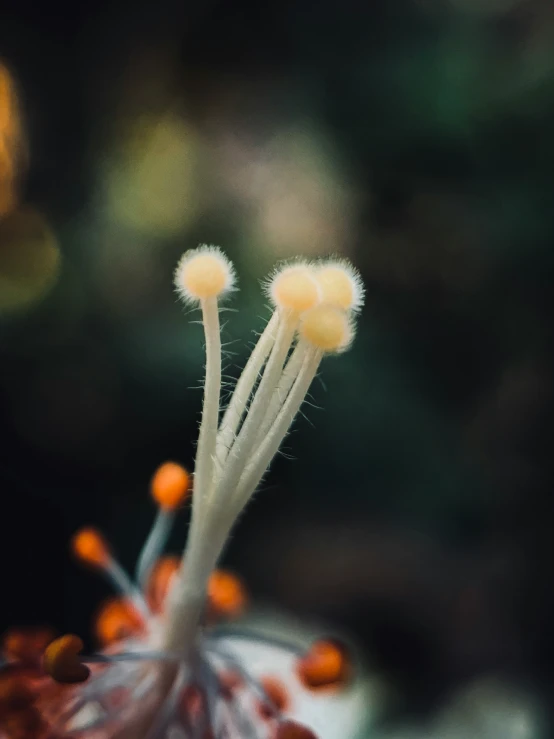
{"left": 237, "top": 608, "right": 383, "bottom": 739}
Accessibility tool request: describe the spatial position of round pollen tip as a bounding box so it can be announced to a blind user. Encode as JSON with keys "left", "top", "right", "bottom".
{"left": 151, "top": 462, "right": 190, "bottom": 510}
{"left": 71, "top": 528, "right": 110, "bottom": 568}
{"left": 299, "top": 305, "right": 353, "bottom": 353}
{"left": 95, "top": 598, "right": 144, "bottom": 646}
{"left": 316, "top": 261, "right": 364, "bottom": 313}
{"left": 175, "top": 245, "right": 235, "bottom": 303}
{"left": 270, "top": 264, "right": 320, "bottom": 314}
{"left": 43, "top": 635, "right": 90, "bottom": 684}
{"left": 208, "top": 569, "right": 247, "bottom": 621}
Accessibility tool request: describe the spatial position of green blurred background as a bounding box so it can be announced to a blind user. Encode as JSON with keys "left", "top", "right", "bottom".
{"left": 2, "top": 0, "right": 554, "bottom": 731}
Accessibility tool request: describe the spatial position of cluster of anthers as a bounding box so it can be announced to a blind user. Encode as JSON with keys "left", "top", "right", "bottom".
{"left": 0, "top": 247, "right": 364, "bottom": 739}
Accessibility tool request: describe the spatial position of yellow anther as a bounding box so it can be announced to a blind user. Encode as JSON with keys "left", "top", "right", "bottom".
{"left": 316, "top": 261, "right": 364, "bottom": 313}
{"left": 174, "top": 245, "right": 235, "bottom": 303}
{"left": 299, "top": 304, "right": 353, "bottom": 353}
{"left": 269, "top": 264, "right": 320, "bottom": 314}
{"left": 71, "top": 527, "right": 110, "bottom": 569}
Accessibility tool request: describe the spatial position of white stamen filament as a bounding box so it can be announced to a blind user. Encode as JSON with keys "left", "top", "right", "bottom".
{"left": 213, "top": 310, "right": 297, "bottom": 503}
{"left": 215, "top": 311, "right": 279, "bottom": 470}
{"left": 231, "top": 345, "right": 322, "bottom": 515}
{"left": 162, "top": 251, "right": 360, "bottom": 658}
{"left": 143, "top": 665, "right": 189, "bottom": 739}
{"left": 162, "top": 295, "right": 223, "bottom": 654}
{"left": 162, "top": 514, "right": 228, "bottom": 653}
{"left": 255, "top": 340, "right": 307, "bottom": 444}
{"left": 162, "top": 311, "right": 301, "bottom": 654}
{"left": 136, "top": 509, "right": 175, "bottom": 591}
{"left": 105, "top": 559, "right": 151, "bottom": 621}
{"left": 84, "top": 651, "right": 186, "bottom": 665}
{"left": 193, "top": 296, "right": 222, "bottom": 509}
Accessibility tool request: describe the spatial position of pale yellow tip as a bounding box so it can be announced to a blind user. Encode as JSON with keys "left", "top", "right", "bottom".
{"left": 299, "top": 305, "right": 353, "bottom": 353}
{"left": 269, "top": 264, "right": 321, "bottom": 314}
{"left": 316, "top": 261, "right": 364, "bottom": 313}
{"left": 175, "top": 245, "right": 235, "bottom": 303}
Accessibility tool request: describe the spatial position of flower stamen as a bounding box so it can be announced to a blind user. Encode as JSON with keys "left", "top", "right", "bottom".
{"left": 164, "top": 251, "right": 362, "bottom": 658}
{"left": 136, "top": 462, "right": 190, "bottom": 590}
{"left": 72, "top": 528, "right": 151, "bottom": 621}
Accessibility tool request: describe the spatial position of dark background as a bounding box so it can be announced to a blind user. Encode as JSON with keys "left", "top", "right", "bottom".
{"left": 2, "top": 0, "right": 554, "bottom": 733}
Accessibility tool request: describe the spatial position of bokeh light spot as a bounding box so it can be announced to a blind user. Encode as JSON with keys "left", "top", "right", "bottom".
{"left": 0, "top": 61, "right": 25, "bottom": 219}
{"left": 0, "top": 207, "right": 61, "bottom": 315}
{"left": 217, "top": 125, "right": 354, "bottom": 260}
{"left": 102, "top": 112, "right": 199, "bottom": 236}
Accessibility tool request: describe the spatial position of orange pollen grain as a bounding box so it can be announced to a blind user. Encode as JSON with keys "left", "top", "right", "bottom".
{"left": 146, "top": 556, "right": 180, "bottom": 613}
{"left": 151, "top": 462, "right": 190, "bottom": 510}
{"left": 71, "top": 528, "right": 110, "bottom": 568}
{"left": 296, "top": 639, "right": 351, "bottom": 690}
{"left": 207, "top": 570, "right": 247, "bottom": 621}
{"left": 42, "top": 635, "right": 90, "bottom": 684}
{"left": 94, "top": 598, "right": 145, "bottom": 646}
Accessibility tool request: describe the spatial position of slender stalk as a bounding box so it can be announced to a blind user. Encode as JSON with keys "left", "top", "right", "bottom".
{"left": 135, "top": 510, "right": 174, "bottom": 591}
{"left": 162, "top": 313, "right": 299, "bottom": 653}
{"left": 160, "top": 296, "right": 222, "bottom": 655}
{"left": 215, "top": 311, "right": 279, "bottom": 470}
{"left": 232, "top": 346, "right": 322, "bottom": 515}
{"left": 160, "top": 515, "right": 228, "bottom": 654}
{"left": 255, "top": 341, "right": 307, "bottom": 443}
{"left": 211, "top": 311, "right": 297, "bottom": 512}
{"left": 105, "top": 560, "right": 151, "bottom": 620}
{"left": 194, "top": 296, "right": 222, "bottom": 508}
